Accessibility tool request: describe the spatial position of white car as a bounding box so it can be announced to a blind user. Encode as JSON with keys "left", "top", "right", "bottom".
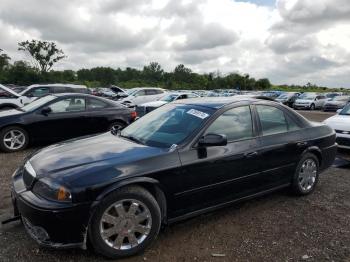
{"left": 0, "top": 83, "right": 89, "bottom": 110}
{"left": 136, "top": 92, "right": 200, "bottom": 116}
{"left": 293, "top": 93, "right": 327, "bottom": 110}
{"left": 0, "top": 84, "right": 27, "bottom": 110}
{"left": 324, "top": 104, "right": 350, "bottom": 152}
{"left": 121, "top": 87, "right": 167, "bottom": 106}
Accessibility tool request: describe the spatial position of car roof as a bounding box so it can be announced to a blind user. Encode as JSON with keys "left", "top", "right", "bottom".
{"left": 173, "top": 96, "right": 276, "bottom": 109}
{"left": 27, "top": 83, "right": 87, "bottom": 89}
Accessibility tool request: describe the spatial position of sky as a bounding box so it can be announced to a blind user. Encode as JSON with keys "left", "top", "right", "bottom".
{"left": 1, "top": 0, "right": 350, "bottom": 88}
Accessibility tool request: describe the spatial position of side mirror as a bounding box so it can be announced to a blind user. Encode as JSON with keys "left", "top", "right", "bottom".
{"left": 336, "top": 109, "right": 342, "bottom": 114}
{"left": 198, "top": 133, "right": 227, "bottom": 147}
{"left": 41, "top": 107, "right": 52, "bottom": 115}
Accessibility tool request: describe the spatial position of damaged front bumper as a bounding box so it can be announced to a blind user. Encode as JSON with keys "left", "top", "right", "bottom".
{"left": 11, "top": 169, "right": 92, "bottom": 249}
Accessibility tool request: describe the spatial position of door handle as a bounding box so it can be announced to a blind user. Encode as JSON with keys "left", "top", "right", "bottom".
{"left": 244, "top": 151, "right": 258, "bottom": 158}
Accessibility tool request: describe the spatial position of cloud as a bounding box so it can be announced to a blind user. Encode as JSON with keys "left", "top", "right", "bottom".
{"left": 0, "top": 0, "right": 349, "bottom": 87}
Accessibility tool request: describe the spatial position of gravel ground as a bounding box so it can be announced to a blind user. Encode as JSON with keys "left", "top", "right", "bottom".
{"left": 0, "top": 110, "right": 349, "bottom": 262}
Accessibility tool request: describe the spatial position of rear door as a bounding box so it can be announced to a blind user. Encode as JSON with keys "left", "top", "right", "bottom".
{"left": 254, "top": 104, "right": 305, "bottom": 186}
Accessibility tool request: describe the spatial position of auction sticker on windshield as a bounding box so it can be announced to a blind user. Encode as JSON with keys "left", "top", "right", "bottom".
{"left": 187, "top": 109, "right": 209, "bottom": 119}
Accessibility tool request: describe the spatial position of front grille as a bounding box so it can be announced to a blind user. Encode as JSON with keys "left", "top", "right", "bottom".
{"left": 335, "top": 129, "right": 350, "bottom": 134}
{"left": 23, "top": 168, "right": 35, "bottom": 189}
{"left": 336, "top": 137, "right": 350, "bottom": 147}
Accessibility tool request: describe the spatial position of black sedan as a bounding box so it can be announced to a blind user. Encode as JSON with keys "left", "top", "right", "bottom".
{"left": 0, "top": 93, "right": 136, "bottom": 152}
{"left": 11, "top": 97, "right": 336, "bottom": 258}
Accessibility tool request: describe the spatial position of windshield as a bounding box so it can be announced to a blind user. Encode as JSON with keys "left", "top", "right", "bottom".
{"left": 276, "top": 93, "right": 292, "bottom": 99}
{"left": 339, "top": 104, "right": 350, "bottom": 115}
{"left": 298, "top": 93, "right": 316, "bottom": 100}
{"left": 120, "top": 104, "right": 214, "bottom": 148}
{"left": 125, "top": 89, "right": 138, "bottom": 96}
{"left": 331, "top": 96, "right": 349, "bottom": 101}
{"left": 21, "top": 95, "right": 57, "bottom": 111}
{"left": 160, "top": 94, "right": 178, "bottom": 102}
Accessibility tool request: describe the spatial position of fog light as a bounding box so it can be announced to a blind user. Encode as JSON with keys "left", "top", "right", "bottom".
{"left": 22, "top": 217, "right": 49, "bottom": 242}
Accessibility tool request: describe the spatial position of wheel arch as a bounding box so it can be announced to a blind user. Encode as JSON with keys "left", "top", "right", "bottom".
{"left": 94, "top": 177, "right": 168, "bottom": 223}
{"left": 302, "top": 146, "right": 322, "bottom": 167}
{"left": 0, "top": 103, "right": 19, "bottom": 109}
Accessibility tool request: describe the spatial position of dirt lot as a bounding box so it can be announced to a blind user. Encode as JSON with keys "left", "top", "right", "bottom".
{"left": 0, "top": 110, "right": 349, "bottom": 262}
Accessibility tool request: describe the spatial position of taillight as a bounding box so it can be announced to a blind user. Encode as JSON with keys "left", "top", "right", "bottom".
{"left": 131, "top": 111, "right": 137, "bottom": 120}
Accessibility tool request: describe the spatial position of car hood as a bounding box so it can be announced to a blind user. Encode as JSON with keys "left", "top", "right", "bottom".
{"left": 324, "top": 101, "right": 346, "bottom": 106}
{"left": 324, "top": 115, "right": 350, "bottom": 131}
{"left": 140, "top": 101, "right": 167, "bottom": 107}
{"left": 0, "top": 109, "right": 24, "bottom": 118}
{"left": 29, "top": 132, "right": 167, "bottom": 177}
{"left": 0, "top": 84, "right": 20, "bottom": 97}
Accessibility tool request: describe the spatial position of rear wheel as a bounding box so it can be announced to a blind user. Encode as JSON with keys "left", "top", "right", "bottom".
{"left": 291, "top": 153, "right": 319, "bottom": 195}
{"left": 89, "top": 186, "right": 161, "bottom": 259}
{"left": 109, "top": 121, "right": 126, "bottom": 133}
{"left": 0, "top": 126, "right": 29, "bottom": 152}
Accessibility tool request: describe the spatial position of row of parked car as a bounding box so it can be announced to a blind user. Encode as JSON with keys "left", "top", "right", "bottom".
{"left": 0, "top": 83, "right": 349, "bottom": 154}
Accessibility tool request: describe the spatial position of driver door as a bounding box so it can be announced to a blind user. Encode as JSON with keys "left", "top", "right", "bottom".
{"left": 29, "top": 97, "right": 89, "bottom": 142}
{"left": 173, "top": 106, "right": 262, "bottom": 217}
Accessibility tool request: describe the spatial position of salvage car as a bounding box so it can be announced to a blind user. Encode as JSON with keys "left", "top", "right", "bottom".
{"left": 11, "top": 97, "right": 336, "bottom": 258}
{"left": 322, "top": 95, "right": 350, "bottom": 112}
{"left": 324, "top": 103, "right": 350, "bottom": 159}
{"left": 120, "top": 87, "right": 166, "bottom": 107}
{"left": 0, "top": 93, "right": 136, "bottom": 152}
{"left": 0, "top": 83, "right": 89, "bottom": 110}
{"left": 294, "top": 93, "right": 327, "bottom": 110}
{"left": 136, "top": 92, "right": 199, "bottom": 117}
{"left": 0, "top": 84, "right": 26, "bottom": 110}
{"left": 275, "top": 92, "right": 300, "bottom": 107}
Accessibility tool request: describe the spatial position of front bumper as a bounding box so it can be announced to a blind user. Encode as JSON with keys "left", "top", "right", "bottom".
{"left": 294, "top": 104, "right": 311, "bottom": 109}
{"left": 12, "top": 169, "right": 92, "bottom": 249}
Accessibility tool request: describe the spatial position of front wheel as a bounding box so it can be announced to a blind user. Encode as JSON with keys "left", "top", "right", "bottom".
{"left": 89, "top": 186, "right": 161, "bottom": 259}
{"left": 310, "top": 104, "right": 315, "bottom": 110}
{"left": 291, "top": 153, "right": 319, "bottom": 195}
{"left": 0, "top": 126, "right": 29, "bottom": 152}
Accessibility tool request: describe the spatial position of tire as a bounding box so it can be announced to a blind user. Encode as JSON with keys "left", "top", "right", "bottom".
{"left": 109, "top": 121, "right": 126, "bottom": 133}
{"left": 310, "top": 104, "right": 315, "bottom": 110}
{"left": 89, "top": 186, "right": 161, "bottom": 259}
{"left": 0, "top": 126, "right": 29, "bottom": 152}
{"left": 291, "top": 153, "right": 319, "bottom": 195}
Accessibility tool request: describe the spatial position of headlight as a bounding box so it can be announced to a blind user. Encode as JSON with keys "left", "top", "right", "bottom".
{"left": 32, "top": 178, "right": 72, "bottom": 202}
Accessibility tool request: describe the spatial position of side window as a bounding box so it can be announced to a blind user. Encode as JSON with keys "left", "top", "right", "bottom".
{"left": 256, "top": 105, "right": 288, "bottom": 135}
{"left": 49, "top": 98, "right": 86, "bottom": 113}
{"left": 88, "top": 98, "right": 109, "bottom": 110}
{"left": 53, "top": 86, "right": 67, "bottom": 93}
{"left": 286, "top": 115, "right": 300, "bottom": 131}
{"left": 155, "top": 89, "right": 164, "bottom": 94}
{"left": 27, "top": 87, "right": 50, "bottom": 97}
{"left": 146, "top": 90, "right": 157, "bottom": 95}
{"left": 135, "top": 90, "right": 146, "bottom": 96}
{"left": 205, "top": 106, "right": 253, "bottom": 141}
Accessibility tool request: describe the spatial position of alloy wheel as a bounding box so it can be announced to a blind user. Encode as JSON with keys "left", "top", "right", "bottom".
{"left": 99, "top": 199, "right": 152, "bottom": 250}
{"left": 3, "top": 129, "right": 26, "bottom": 150}
{"left": 298, "top": 159, "right": 317, "bottom": 192}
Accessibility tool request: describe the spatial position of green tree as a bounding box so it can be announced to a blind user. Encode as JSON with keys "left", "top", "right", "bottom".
{"left": 0, "top": 49, "right": 11, "bottom": 71}
{"left": 173, "top": 64, "right": 192, "bottom": 83}
{"left": 18, "top": 40, "right": 66, "bottom": 73}
{"left": 142, "top": 62, "right": 163, "bottom": 82}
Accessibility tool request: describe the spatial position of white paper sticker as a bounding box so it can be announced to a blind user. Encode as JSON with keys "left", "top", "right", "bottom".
{"left": 186, "top": 109, "right": 209, "bottom": 119}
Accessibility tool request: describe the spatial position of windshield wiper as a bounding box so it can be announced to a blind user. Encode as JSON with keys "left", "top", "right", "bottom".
{"left": 119, "top": 134, "right": 144, "bottom": 145}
